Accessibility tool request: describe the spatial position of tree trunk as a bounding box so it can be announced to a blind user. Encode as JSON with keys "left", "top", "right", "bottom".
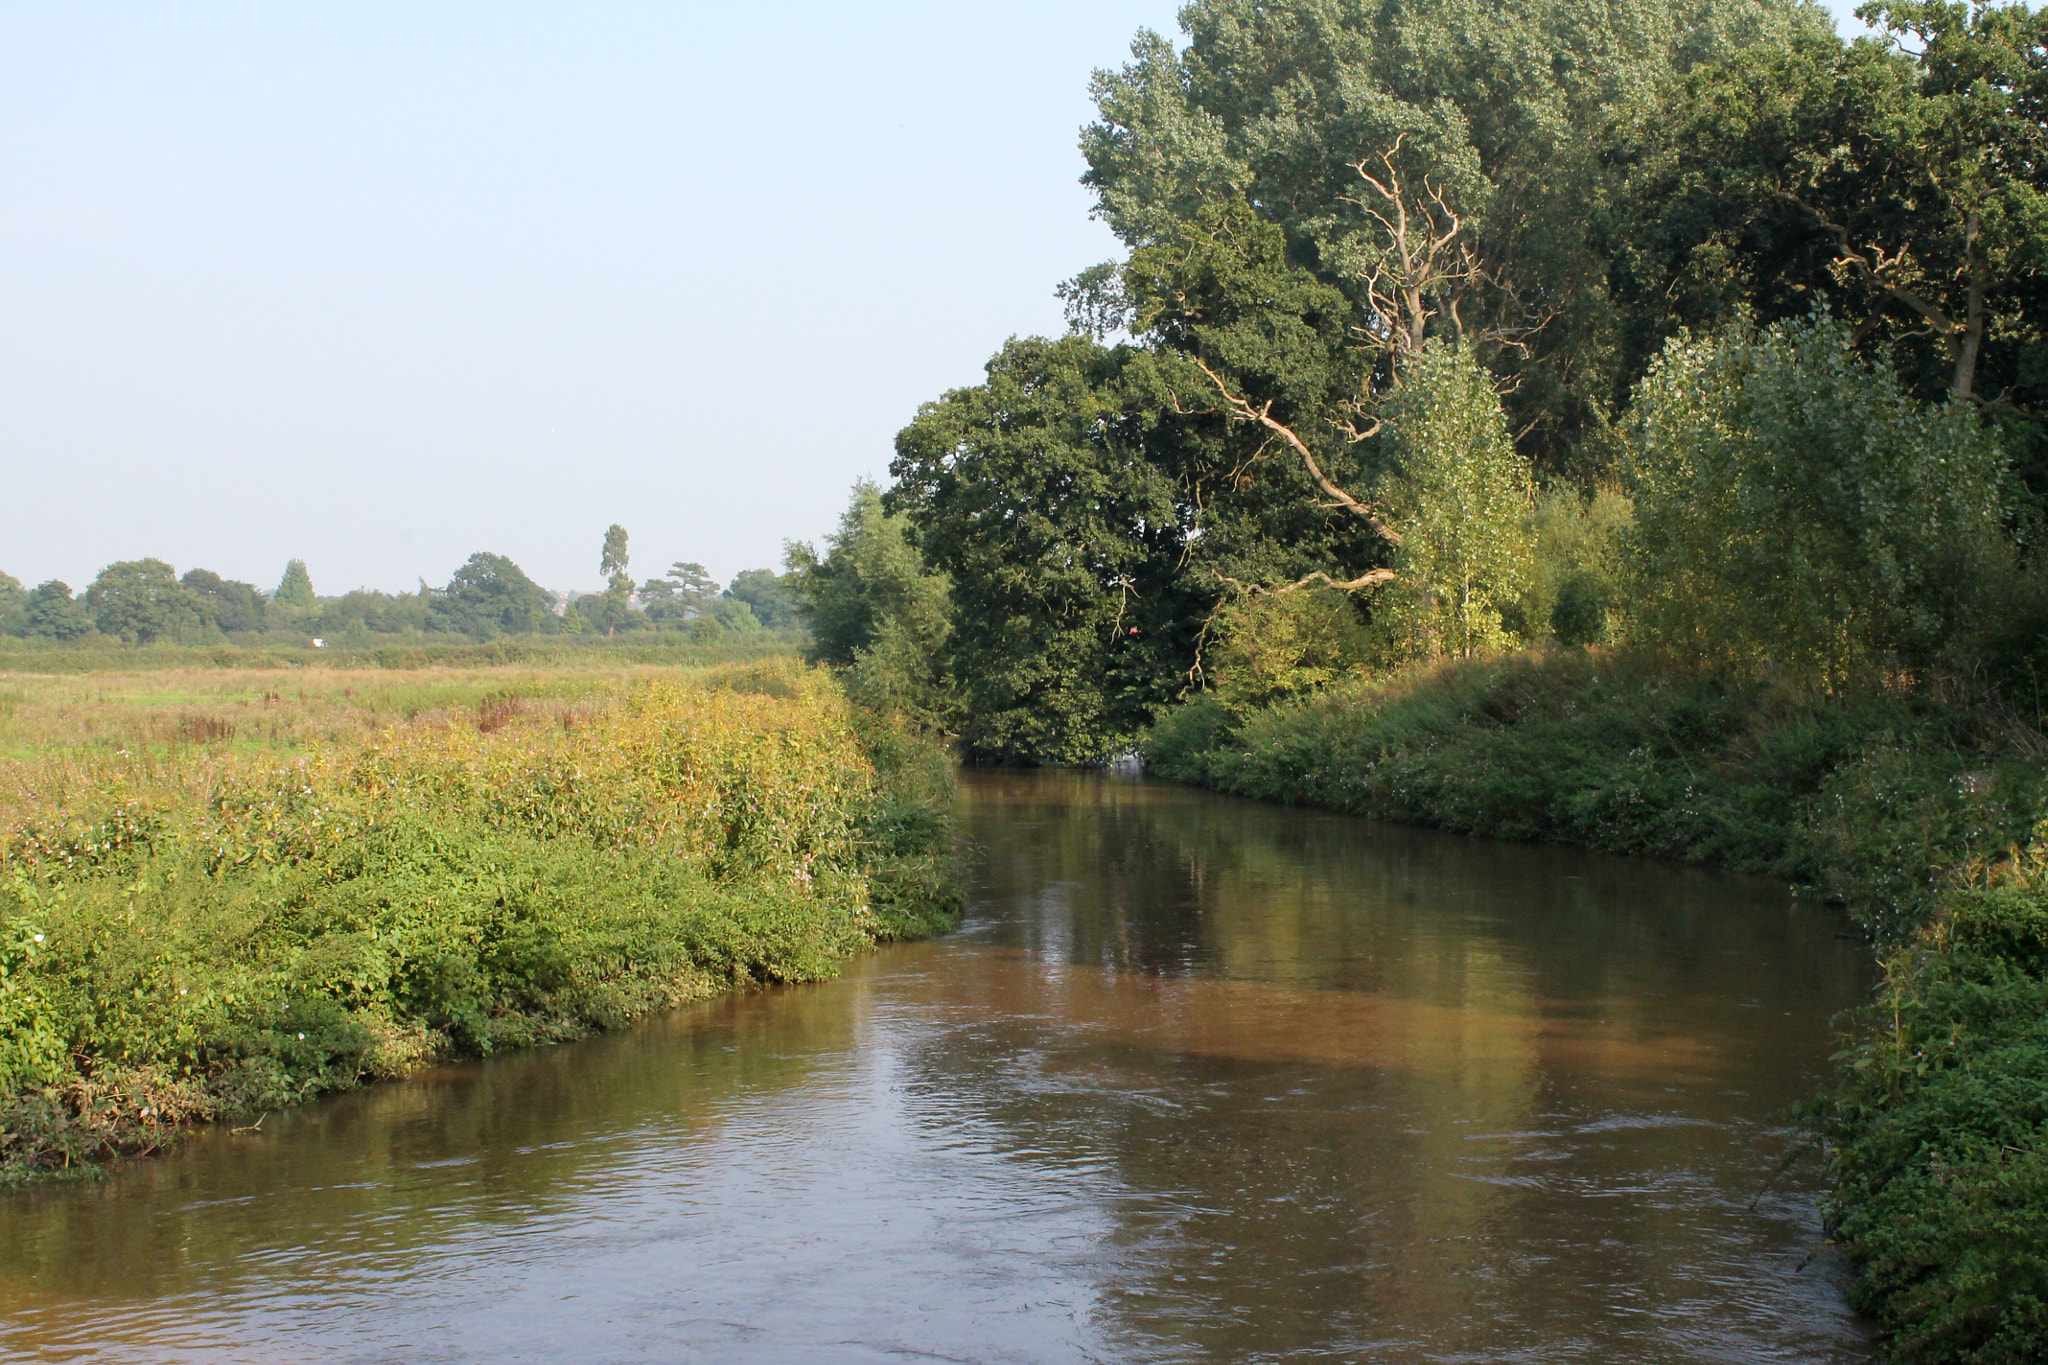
{"left": 1953, "top": 209, "right": 1986, "bottom": 402}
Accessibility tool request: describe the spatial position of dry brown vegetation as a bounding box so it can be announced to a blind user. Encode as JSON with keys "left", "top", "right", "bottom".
{"left": 0, "top": 663, "right": 723, "bottom": 761}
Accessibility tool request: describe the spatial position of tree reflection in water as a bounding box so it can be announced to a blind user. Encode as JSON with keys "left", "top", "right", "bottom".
{"left": 0, "top": 770, "right": 1873, "bottom": 1364}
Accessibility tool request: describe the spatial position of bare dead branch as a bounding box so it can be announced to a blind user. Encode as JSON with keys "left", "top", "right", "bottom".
{"left": 1775, "top": 190, "right": 1983, "bottom": 398}
{"left": 1262, "top": 569, "right": 1398, "bottom": 594}
{"left": 1194, "top": 360, "right": 1401, "bottom": 546}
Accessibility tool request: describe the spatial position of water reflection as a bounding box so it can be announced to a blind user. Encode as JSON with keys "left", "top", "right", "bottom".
{"left": 0, "top": 770, "right": 1872, "bottom": 1363}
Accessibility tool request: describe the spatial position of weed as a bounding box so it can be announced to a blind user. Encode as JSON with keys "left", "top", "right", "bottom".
{"left": 0, "top": 659, "right": 958, "bottom": 1182}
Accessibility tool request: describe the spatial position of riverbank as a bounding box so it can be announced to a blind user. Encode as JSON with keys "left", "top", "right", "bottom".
{"left": 1143, "top": 647, "right": 2048, "bottom": 1363}
{"left": 0, "top": 769, "right": 1868, "bottom": 1361}
{"left": 0, "top": 658, "right": 959, "bottom": 1184}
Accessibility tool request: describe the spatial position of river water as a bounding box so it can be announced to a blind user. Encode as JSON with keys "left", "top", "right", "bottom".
{"left": 0, "top": 771, "right": 1874, "bottom": 1363}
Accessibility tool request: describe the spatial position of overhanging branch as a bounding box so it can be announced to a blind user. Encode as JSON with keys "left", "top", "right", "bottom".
{"left": 1194, "top": 360, "right": 1401, "bottom": 547}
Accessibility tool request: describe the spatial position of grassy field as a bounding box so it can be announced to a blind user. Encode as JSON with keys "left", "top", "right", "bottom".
{"left": 0, "top": 661, "right": 724, "bottom": 760}
{"left": 0, "top": 655, "right": 959, "bottom": 1184}
{"left": 0, "top": 631, "right": 805, "bottom": 686}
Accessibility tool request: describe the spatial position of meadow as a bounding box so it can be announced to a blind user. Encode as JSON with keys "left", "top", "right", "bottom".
{"left": 0, "top": 655, "right": 958, "bottom": 1184}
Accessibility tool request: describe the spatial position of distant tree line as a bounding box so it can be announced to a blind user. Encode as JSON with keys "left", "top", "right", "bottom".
{"left": 0, "top": 528, "right": 798, "bottom": 648}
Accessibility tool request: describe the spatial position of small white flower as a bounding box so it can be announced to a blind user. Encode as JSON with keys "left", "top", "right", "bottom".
{"left": 31, "top": 934, "right": 43, "bottom": 943}
{"left": 297, "top": 1032, "right": 306, "bottom": 1040}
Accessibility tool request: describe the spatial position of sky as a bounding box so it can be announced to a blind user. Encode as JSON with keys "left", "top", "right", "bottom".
{"left": 2, "top": 0, "right": 1880, "bottom": 596}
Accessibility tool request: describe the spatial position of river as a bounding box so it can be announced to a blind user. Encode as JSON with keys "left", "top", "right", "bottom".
{"left": 0, "top": 770, "right": 1875, "bottom": 1363}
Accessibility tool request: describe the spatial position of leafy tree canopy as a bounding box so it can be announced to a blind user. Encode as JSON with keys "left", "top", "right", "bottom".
{"left": 787, "top": 482, "right": 958, "bottom": 736}
{"left": 891, "top": 337, "right": 1213, "bottom": 761}
{"left": 1626, "top": 312, "right": 2008, "bottom": 676}
{"left": 273, "top": 559, "right": 317, "bottom": 612}
{"left": 586, "top": 525, "right": 637, "bottom": 637}
{"left": 1613, "top": 0, "right": 2048, "bottom": 449}
{"left": 22, "top": 581, "right": 91, "bottom": 641}
{"left": 640, "top": 562, "right": 719, "bottom": 621}
{"left": 180, "top": 569, "right": 268, "bottom": 634}
{"left": 86, "top": 559, "right": 200, "bottom": 644}
{"left": 724, "top": 568, "right": 799, "bottom": 628}
{"left": 1080, "top": 0, "right": 1825, "bottom": 473}
{"left": 0, "top": 573, "right": 23, "bottom": 635}
{"left": 429, "top": 553, "right": 555, "bottom": 640}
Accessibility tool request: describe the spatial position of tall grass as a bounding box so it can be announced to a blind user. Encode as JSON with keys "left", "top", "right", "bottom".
{"left": 0, "top": 661, "right": 800, "bottom": 761}
{"left": 0, "top": 658, "right": 958, "bottom": 1182}
{"left": 0, "top": 632, "right": 806, "bottom": 677}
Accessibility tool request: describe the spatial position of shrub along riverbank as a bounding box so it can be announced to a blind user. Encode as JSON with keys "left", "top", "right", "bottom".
{"left": 0, "top": 658, "right": 959, "bottom": 1184}
{"left": 1144, "top": 649, "right": 2048, "bottom": 1361}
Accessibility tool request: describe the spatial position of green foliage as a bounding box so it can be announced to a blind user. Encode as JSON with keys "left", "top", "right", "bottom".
{"left": 891, "top": 339, "right": 1213, "bottom": 762}
{"left": 0, "top": 666, "right": 958, "bottom": 1181}
{"left": 588, "top": 524, "right": 636, "bottom": 638}
{"left": 0, "top": 574, "right": 23, "bottom": 638}
{"left": 710, "top": 598, "right": 760, "bottom": 634}
{"left": 1822, "top": 886, "right": 2048, "bottom": 1364}
{"left": 1527, "top": 486, "right": 1634, "bottom": 646}
{"left": 3, "top": 552, "right": 807, "bottom": 653}
{"left": 1626, "top": 314, "right": 2008, "bottom": 676}
{"left": 1085, "top": 0, "right": 1821, "bottom": 475}
{"left": 1143, "top": 647, "right": 2044, "bottom": 935}
{"left": 723, "top": 568, "right": 798, "bottom": 629}
{"left": 1613, "top": 0, "right": 2048, "bottom": 477}
{"left": 885, "top": 0, "right": 1832, "bottom": 757}
{"left": 430, "top": 552, "right": 557, "bottom": 640}
{"left": 1139, "top": 693, "right": 1240, "bottom": 778}
{"left": 272, "top": 559, "right": 317, "bottom": 613}
{"left": 889, "top": 0, "right": 2048, "bottom": 766}
{"left": 639, "top": 561, "right": 718, "bottom": 623}
{"left": 180, "top": 569, "right": 268, "bottom": 635}
{"left": 0, "top": 909, "right": 66, "bottom": 1096}
{"left": 600, "top": 524, "right": 629, "bottom": 579}
{"left": 1208, "top": 587, "right": 1372, "bottom": 711}
{"left": 313, "top": 585, "right": 431, "bottom": 638}
{"left": 1370, "top": 345, "right": 1537, "bottom": 658}
{"left": 85, "top": 560, "right": 200, "bottom": 645}
{"left": 786, "top": 483, "right": 960, "bottom": 738}
{"left": 21, "top": 582, "right": 91, "bottom": 642}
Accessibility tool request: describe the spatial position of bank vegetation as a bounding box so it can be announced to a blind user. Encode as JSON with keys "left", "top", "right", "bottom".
{"left": 773, "top": 3, "right": 2048, "bottom": 1358}
{"left": 0, "top": 659, "right": 958, "bottom": 1185}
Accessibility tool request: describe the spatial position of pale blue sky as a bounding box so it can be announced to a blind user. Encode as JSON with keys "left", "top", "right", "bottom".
{"left": 1, "top": 1, "right": 1876, "bottom": 595}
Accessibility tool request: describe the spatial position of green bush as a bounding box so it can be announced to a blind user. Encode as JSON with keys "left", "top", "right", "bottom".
{"left": 1627, "top": 315, "right": 2008, "bottom": 678}
{"left": 1143, "top": 648, "right": 2042, "bottom": 936}
{"left": 1207, "top": 586, "right": 1373, "bottom": 710}
{"left": 1368, "top": 343, "right": 1537, "bottom": 659}
{"left": 1823, "top": 892, "right": 2048, "bottom": 1363}
{"left": 0, "top": 667, "right": 958, "bottom": 1182}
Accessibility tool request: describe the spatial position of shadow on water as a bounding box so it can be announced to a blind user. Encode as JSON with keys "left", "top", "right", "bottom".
{"left": 0, "top": 770, "right": 1874, "bottom": 1363}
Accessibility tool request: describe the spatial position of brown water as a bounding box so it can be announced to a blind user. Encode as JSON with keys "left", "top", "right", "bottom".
{"left": 0, "top": 771, "right": 1875, "bottom": 1364}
